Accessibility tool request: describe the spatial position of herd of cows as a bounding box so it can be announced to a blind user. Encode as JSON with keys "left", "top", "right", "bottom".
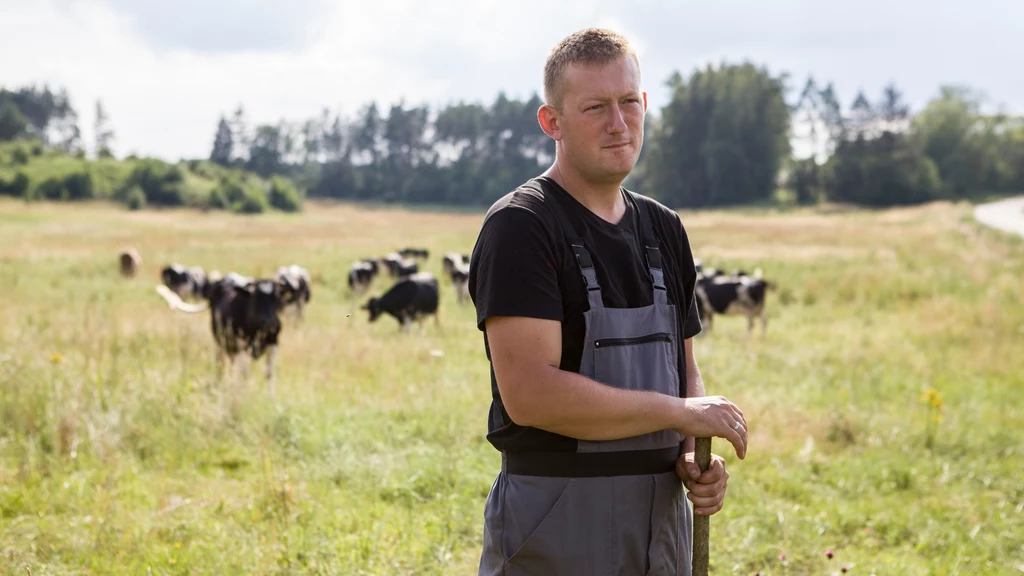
{"left": 114, "top": 246, "right": 774, "bottom": 395}
{"left": 115, "top": 247, "right": 472, "bottom": 394}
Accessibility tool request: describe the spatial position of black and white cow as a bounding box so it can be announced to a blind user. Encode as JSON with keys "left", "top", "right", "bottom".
{"left": 450, "top": 261, "right": 470, "bottom": 304}
{"left": 275, "top": 264, "right": 312, "bottom": 320}
{"left": 155, "top": 272, "right": 288, "bottom": 394}
{"left": 161, "top": 263, "right": 208, "bottom": 301}
{"left": 396, "top": 260, "right": 419, "bottom": 279}
{"left": 348, "top": 260, "right": 377, "bottom": 295}
{"left": 382, "top": 252, "right": 419, "bottom": 279}
{"left": 695, "top": 268, "right": 773, "bottom": 336}
{"left": 359, "top": 258, "right": 380, "bottom": 277}
{"left": 361, "top": 272, "right": 439, "bottom": 331}
{"left": 381, "top": 253, "right": 402, "bottom": 276}
{"left": 442, "top": 251, "right": 471, "bottom": 278}
{"left": 399, "top": 247, "right": 429, "bottom": 260}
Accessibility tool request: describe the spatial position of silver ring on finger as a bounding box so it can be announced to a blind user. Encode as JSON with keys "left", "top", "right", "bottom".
{"left": 733, "top": 421, "right": 742, "bottom": 431}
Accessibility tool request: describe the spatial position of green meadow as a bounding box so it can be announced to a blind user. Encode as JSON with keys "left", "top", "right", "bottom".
{"left": 1, "top": 198, "right": 1022, "bottom": 575}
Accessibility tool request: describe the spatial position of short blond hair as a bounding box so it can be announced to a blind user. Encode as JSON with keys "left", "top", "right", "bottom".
{"left": 543, "top": 28, "right": 640, "bottom": 109}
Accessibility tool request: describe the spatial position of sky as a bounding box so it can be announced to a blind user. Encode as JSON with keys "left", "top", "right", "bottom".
{"left": 1, "top": 0, "right": 1022, "bottom": 162}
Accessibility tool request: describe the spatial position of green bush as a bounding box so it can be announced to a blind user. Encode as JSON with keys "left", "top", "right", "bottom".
{"left": 232, "top": 189, "right": 267, "bottom": 214}
{"left": 211, "top": 176, "right": 247, "bottom": 208}
{"left": 268, "top": 176, "right": 303, "bottom": 212}
{"left": 30, "top": 143, "right": 43, "bottom": 156}
{"left": 29, "top": 171, "right": 94, "bottom": 201}
{"left": 188, "top": 160, "right": 222, "bottom": 180}
{"left": 124, "top": 185, "right": 145, "bottom": 210}
{"left": 35, "top": 176, "right": 66, "bottom": 200}
{"left": 63, "top": 171, "right": 94, "bottom": 200}
{"left": 124, "top": 159, "right": 186, "bottom": 206}
{"left": 11, "top": 146, "right": 29, "bottom": 165}
{"left": 10, "top": 172, "right": 29, "bottom": 197}
{"left": 208, "top": 184, "right": 228, "bottom": 210}
{"left": 0, "top": 171, "right": 29, "bottom": 197}
{"left": 210, "top": 174, "right": 269, "bottom": 214}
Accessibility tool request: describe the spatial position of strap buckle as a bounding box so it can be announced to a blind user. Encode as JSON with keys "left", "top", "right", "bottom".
{"left": 571, "top": 242, "right": 595, "bottom": 269}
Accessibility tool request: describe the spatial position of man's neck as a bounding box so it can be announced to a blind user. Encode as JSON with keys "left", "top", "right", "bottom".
{"left": 543, "top": 162, "right": 626, "bottom": 225}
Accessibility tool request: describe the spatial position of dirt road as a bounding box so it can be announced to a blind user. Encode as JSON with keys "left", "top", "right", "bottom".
{"left": 974, "top": 196, "right": 1024, "bottom": 239}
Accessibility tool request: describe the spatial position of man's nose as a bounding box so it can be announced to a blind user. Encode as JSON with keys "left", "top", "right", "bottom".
{"left": 606, "top": 104, "right": 627, "bottom": 134}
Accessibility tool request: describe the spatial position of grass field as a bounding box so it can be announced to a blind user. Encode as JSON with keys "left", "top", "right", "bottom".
{"left": 1, "top": 197, "right": 1022, "bottom": 575}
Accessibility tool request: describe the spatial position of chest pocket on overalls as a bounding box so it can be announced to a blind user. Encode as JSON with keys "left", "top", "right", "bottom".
{"left": 593, "top": 329, "right": 680, "bottom": 398}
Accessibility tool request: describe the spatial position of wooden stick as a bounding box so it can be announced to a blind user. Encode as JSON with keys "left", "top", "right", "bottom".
{"left": 692, "top": 436, "right": 712, "bottom": 576}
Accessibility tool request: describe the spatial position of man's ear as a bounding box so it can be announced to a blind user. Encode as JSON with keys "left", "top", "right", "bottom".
{"left": 537, "top": 104, "right": 562, "bottom": 141}
{"left": 642, "top": 91, "right": 648, "bottom": 113}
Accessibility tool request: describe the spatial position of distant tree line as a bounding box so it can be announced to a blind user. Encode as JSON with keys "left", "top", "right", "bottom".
{"left": 0, "top": 86, "right": 81, "bottom": 152}
{"left": 0, "top": 87, "right": 302, "bottom": 214}
{"left": 783, "top": 80, "right": 1024, "bottom": 206}
{"left": 208, "top": 94, "right": 555, "bottom": 206}
{"left": 205, "top": 63, "right": 1024, "bottom": 208}
{"left": 4, "top": 61, "right": 1024, "bottom": 211}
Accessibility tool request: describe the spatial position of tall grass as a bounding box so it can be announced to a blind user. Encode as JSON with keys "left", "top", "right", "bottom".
{"left": 0, "top": 198, "right": 1021, "bottom": 575}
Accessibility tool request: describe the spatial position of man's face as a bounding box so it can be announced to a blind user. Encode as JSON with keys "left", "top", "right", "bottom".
{"left": 554, "top": 55, "right": 647, "bottom": 185}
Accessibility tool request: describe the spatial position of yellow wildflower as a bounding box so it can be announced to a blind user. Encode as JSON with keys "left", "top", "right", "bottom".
{"left": 920, "top": 389, "right": 943, "bottom": 409}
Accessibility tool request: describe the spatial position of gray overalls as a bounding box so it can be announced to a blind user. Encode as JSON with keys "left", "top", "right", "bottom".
{"left": 478, "top": 184, "right": 693, "bottom": 576}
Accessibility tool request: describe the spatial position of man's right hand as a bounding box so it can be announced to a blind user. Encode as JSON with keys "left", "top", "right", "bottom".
{"left": 675, "top": 396, "right": 748, "bottom": 460}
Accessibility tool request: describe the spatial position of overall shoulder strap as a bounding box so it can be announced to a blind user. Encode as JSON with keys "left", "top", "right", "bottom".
{"left": 627, "top": 191, "right": 669, "bottom": 304}
{"left": 524, "top": 179, "right": 603, "bottom": 310}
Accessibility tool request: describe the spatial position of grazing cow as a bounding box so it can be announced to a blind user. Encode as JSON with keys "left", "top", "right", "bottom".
{"left": 701, "top": 267, "right": 723, "bottom": 279}
{"left": 348, "top": 261, "right": 377, "bottom": 295}
{"left": 382, "top": 252, "right": 403, "bottom": 277}
{"left": 442, "top": 251, "right": 471, "bottom": 278}
{"left": 362, "top": 272, "right": 439, "bottom": 331}
{"left": 161, "top": 264, "right": 208, "bottom": 300}
{"left": 275, "top": 264, "right": 312, "bottom": 320}
{"left": 119, "top": 248, "right": 141, "bottom": 278}
{"left": 397, "top": 261, "right": 419, "bottom": 280}
{"left": 358, "top": 258, "right": 380, "bottom": 277}
{"left": 382, "top": 253, "right": 418, "bottom": 279}
{"left": 450, "top": 261, "right": 470, "bottom": 304}
{"left": 399, "top": 247, "right": 429, "bottom": 260}
{"left": 155, "top": 273, "right": 288, "bottom": 394}
{"left": 695, "top": 268, "right": 772, "bottom": 336}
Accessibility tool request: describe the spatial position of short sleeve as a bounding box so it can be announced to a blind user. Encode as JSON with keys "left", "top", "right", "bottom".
{"left": 675, "top": 211, "right": 702, "bottom": 339}
{"left": 469, "top": 207, "right": 563, "bottom": 331}
{"left": 683, "top": 295, "right": 702, "bottom": 339}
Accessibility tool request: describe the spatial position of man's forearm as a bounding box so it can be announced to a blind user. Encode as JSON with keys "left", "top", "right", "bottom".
{"left": 504, "top": 365, "right": 687, "bottom": 441}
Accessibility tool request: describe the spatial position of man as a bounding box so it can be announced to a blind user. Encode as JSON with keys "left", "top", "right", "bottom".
{"left": 468, "top": 28, "right": 749, "bottom": 575}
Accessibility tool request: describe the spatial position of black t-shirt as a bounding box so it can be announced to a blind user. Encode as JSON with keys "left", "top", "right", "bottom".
{"left": 468, "top": 176, "right": 702, "bottom": 454}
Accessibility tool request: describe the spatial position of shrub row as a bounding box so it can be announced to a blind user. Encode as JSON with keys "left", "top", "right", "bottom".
{"left": 0, "top": 156, "right": 303, "bottom": 214}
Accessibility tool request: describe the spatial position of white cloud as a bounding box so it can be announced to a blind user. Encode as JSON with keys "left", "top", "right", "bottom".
{"left": 1, "top": 0, "right": 1022, "bottom": 162}
{"left": 1, "top": 0, "right": 632, "bottom": 160}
